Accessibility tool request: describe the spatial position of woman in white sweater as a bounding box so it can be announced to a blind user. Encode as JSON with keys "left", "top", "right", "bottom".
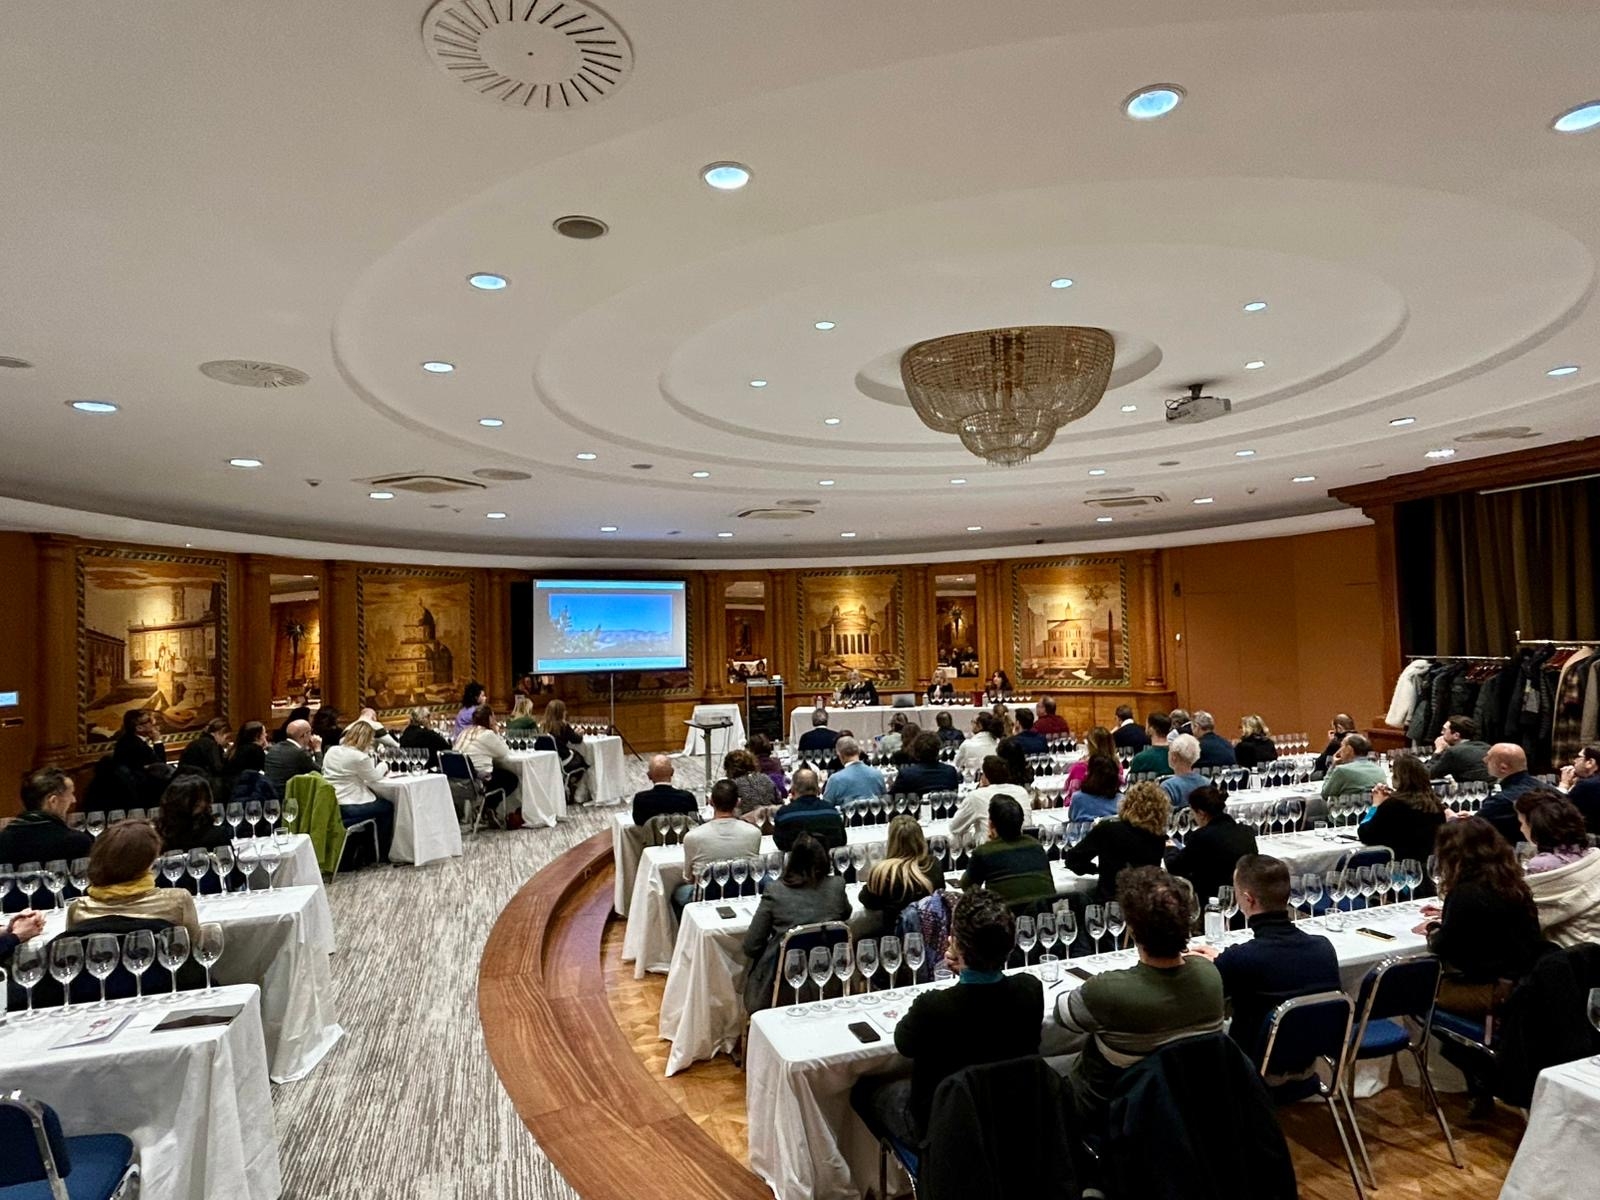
{"left": 319, "top": 720, "right": 395, "bottom": 861}
{"left": 453, "top": 705, "right": 520, "bottom": 813}
{"left": 1516, "top": 791, "right": 1600, "bottom": 948}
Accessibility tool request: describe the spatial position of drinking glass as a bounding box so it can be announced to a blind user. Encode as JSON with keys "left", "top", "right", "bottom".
{"left": 868, "top": 842, "right": 886, "bottom": 869}
{"left": 212, "top": 845, "right": 235, "bottom": 895}
{"left": 185, "top": 847, "right": 210, "bottom": 893}
{"left": 766, "top": 851, "right": 784, "bottom": 883}
{"left": 160, "top": 852, "right": 186, "bottom": 887}
{"left": 226, "top": 802, "right": 245, "bottom": 837}
{"left": 878, "top": 935, "right": 900, "bottom": 993}
{"left": 43, "top": 860, "right": 68, "bottom": 909}
{"left": 11, "top": 943, "right": 45, "bottom": 1017}
{"left": 855, "top": 937, "right": 879, "bottom": 999}
{"left": 903, "top": 931, "right": 926, "bottom": 982}
{"left": 85, "top": 933, "right": 121, "bottom": 1007}
{"left": 1373, "top": 862, "right": 1393, "bottom": 906}
{"left": 157, "top": 927, "right": 190, "bottom": 1001}
{"left": 49, "top": 936, "right": 83, "bottom": 1010}
{"left": 1427, "top": 854, "right": 1442, "bottom": 893}
{"left": 1217, "top": 885, "right": 1236, "bottom": 932}
{"left": 830, "top": 847, "right": 851, "bottom": 880}
{"left": 69, "top": 812, "right": 87, "bottom": 835}
{"left": 1016, "top": 915, "right": 1036, "bottom": 969}
{"left": 69, "top": 857, "right": 90, "bottom": 896}
{"left": 831, "top": 942, "right": 855, "bottom": 1009}
{"left": 283, "top": 797, "right": 300, "bottom": 831}
{"left": 1356, "top": 866, "right": 1375, "bottom": 909}
{"left": 259, "top": 842, "right": 282, "bottom": 890}
{"left": 712, "top": 860, "right": 731, "bottom": 899}
{"left": 123, "top": 929, "right": 155, "bottom": 1002}
{"left": 107, "top": 809, "right": 126, "bottom": 825}
{"left": 17, "top": 862, "right": 42, "bottom": 908}
{"left": 808, "top": 946, "right": 833, "bottom": 1008}
{"left": 265, "top": 798, "right": 282, "bottom": 835}
{"left": 850, "top": 844, "right": 868, "bottom": 880}
{"left": 745, "top": 857, "right": 764, "bottom": 897}
{"left": 1288, "top": 875, "right": 1305, "bottom": 922}
{"left": 730, "top": 857, "right": 749, "bottom": 896}
{"left": 235, "top": 841, "right": 259, "bottom": 894}
{"left": 1303, "top": 873, "right": 1324, "bottom": 921}
{"left": 1106, "top": 902, "right": 1126, "bottom": 953}
{"left": 1037, "top": 912, "right": 1058, "bottom": 961}
{"left": 1087, "top": 904, "right": 1107, "bottom": 960}
{"left": 783, "top": 949, "right": 808, "bottom": 1012}
{"left": 195, "top": 923, "right": 225, "bottom": 992}
{"left": 1057, "top": 908, "right": 1078, "bottom": 958}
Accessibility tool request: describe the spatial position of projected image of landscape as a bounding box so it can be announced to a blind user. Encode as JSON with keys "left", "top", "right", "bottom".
{"left": 532, "top": 580, "right": 688, "bottom": 673}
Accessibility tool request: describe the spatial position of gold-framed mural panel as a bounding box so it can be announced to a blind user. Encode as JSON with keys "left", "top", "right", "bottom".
{"left": 1010, "top": 556, "right": 1130, "bottom": 688}
{"left": 796, "top": 568, "right": 907, "bottom": 688}
{"left": 356, "top": 567, "right": 478, "bottom": 717}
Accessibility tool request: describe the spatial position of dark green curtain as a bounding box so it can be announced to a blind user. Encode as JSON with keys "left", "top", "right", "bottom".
{"left": 1398, "top": 477, "right": 1600, "bottom": 655}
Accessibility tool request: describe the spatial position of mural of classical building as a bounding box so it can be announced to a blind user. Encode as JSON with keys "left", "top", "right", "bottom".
{"left": 86, "top": 629, "right": 126, "bottom": 703}
{"left": 124, "top": 582, "right": 222, "bottom": 709}
{"left": 809, "top": 594, "right": 898, "bottom": 672}
{"left": 1025, "top": 598, "right": 1116, "bottom": 669}
{"left": 384, "top": 603, "right": 456, "bottom": 695}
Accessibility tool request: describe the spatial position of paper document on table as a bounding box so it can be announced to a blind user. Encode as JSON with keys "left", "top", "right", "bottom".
{"left": 52, "top": 1012, "right": 132, "bottom": 1049}
{"left": 867, "top": 1003, "right": 910, "bottom": 1036}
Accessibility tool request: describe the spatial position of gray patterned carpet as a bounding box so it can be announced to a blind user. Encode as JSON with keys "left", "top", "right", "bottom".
{"left": 273, "top": 754, "right": 702, "bottom": 1200}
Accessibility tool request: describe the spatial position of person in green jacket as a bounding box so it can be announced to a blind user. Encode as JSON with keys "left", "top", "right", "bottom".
{"left": 1320, "top": 733, "right": 1387, "bottom": 799}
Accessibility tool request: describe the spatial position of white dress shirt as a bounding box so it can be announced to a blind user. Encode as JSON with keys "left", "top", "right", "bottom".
{"left": 320, "top": 744, "right": 389, "bottom": 807}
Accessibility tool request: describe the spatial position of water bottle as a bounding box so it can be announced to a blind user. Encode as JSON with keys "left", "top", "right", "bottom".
{"left": 1204, "top": 898, "right": 1224, "bottom": 944}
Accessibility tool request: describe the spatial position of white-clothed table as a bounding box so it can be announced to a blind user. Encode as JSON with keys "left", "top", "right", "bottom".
{"left": 681, "top": 704, "right": 745, "bottom": 758}
{"left": 370, "top": 772, "right": 462, "bottom": 866}
{"left": 789, "top": 704, "right": 978, "bottom": 744}
{"left": 233, "top": 834, "right": 336, "bottom": 953}
{"left": 0, "top": 985, "right": 280, "bottom": 1200}
{"left": 504, "top": 749, "right": 566, "bottom": 828}
{"left": 1500, "top": 1057, "right": 1600, "bottom": 1199}
{"left": 746, "top": 901, "right": 1434, "bottom": 1200}
{"left": 575, "top": 734, "right": 627, "bottom": 804}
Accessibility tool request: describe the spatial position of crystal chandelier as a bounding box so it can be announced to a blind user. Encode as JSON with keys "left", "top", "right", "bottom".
{"left": 899, "top": 326, "right": 1116, "bottom": 466}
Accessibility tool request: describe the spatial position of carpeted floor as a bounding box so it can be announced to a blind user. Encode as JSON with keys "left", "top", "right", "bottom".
{"left": 272, "top": 753, "right": 704, "bottom": 1200}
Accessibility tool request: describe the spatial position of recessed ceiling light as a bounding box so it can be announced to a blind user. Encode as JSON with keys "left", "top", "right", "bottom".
{"left": 1243, "top": 301, "right": 1268, "bottom": 312}
{"left": 1547, "top": 364, "right": 1580, "bottom": 377}
{"left": 422, "top": 361, "right": 454, "bottom": 373}
{"left": 1049, "top": 278, "right": 1074, "bottom": 289}
{"left": 701, "top": 162, "right": 752, "bottom": 190}
{"left": 1096, "top": 516, "right": 1114, "bottom": 524}
{"left": 814, "top": 321, "right": 836, "bottom": 331}
{"left": 599, "top": 525, "right": 618, "bottom": 533}
{"left": 1120, "top": 404, "right": 1138, "bottom": 413}
{"left": 966, "top": 526, "right": 983, "bottom": 532}
{"left": 691, "top": 470, "right": 710, "bottom": 478}
{"left": 1192, "top": 496, "right": 1215, "bottom": 505}
{"left": 69, "top": 400, "right": 119, "bottom": 414}
{"left": 575, "top": 452, "right": 597, "bottom": 461}
{"left": 1425, "top": 448, "right": 1457, "bottom": 460}
{"left": 818, "top": 479, "right": 836, "bottom": 486}
{"left": 950, "top": 478, "right": 967, "bottom": 485}
{"left": 1124, "top": 84, "right": 1185, "bottom": 120}
{"left": 823, "top": 417, "right": 841, "bottom": 425}
{"left": 840, "top": 531, "right": 857, "bottom": 538}
{"left": 486, "top": 512, "right": 507, "bottom": 519}
{"left": 749, "top": 379, "right": 769, "bottom": 388}
{"left": 1087, "top": 468, "right": 1107, "bottom": 477}
{"left": 369, "top": 491, "right": 395, "bottom": 500}
{"left": 1292, "top": 475, "right": 1317, "bottom": 483}
{"left": 716, "top": 531, "right": 735, "bottom": 538}
{"left": 1389, "top": 416, "right": 1416, "bottom": 427}
{"left": 227, "top": 458, "right": 262, "bottom": 469}
{"left": 467, "top": 273, "right": 507, "bottom": 290}
{"left": 478, "top": 417, "right": 504, "bottom": 427}
{"left": 1235, "top": 449, "right": 1256, "bottom": 458}
{"left": 1244, "top": 360, "right": 1266, "bottom": 370}
{"left": 1551, "top": 101, "right": 1600, "bottom": 134}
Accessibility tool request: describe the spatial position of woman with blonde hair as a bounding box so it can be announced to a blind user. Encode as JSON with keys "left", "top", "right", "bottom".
{"left": 1064, "top": 780, "right": 1169, "bottom": 902}
{"left": 1065, "top": 726, "right": 1121, "bottom": 799}
{"left": 1234, "top": 714, "right": 1279, "bottom": 769}
{"left": 857, "top": 814, "right": 945, "bottom": 939}
{"left": 505, "top": 695, "right": 537, "bottom": 733}
{"left": 321, "top": 719, "right": 396, "bottom": 861}
{"left": 538, "top": 698, "right": 586, "bottom": 802}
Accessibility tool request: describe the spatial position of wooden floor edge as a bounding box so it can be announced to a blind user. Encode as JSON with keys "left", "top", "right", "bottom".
{"left": 478, "top": 833, "right": 771, "bottom": 1200}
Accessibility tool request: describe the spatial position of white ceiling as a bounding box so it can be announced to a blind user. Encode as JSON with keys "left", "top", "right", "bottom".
{"left": 2, "top": 1, "right": 1597, "bottom": 563}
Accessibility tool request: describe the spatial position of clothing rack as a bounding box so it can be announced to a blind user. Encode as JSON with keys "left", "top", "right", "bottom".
{"left": 1405, "top": 652, "right": 1511, "bottom": 661}
{"left": 1514, "top": 637, "right": 1600, "bottom": 647}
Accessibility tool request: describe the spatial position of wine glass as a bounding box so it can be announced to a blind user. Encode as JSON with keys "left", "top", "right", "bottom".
{"left": 157, "top": 926, "right": 190, "bottom": 1002}
{"left": 123, "top": 929, "right": 155, "bottom": 1003}
{"left": 48, "top": 936, "right": 83, "bottom": 1011}
{"left": 195, "top": 922, "right": 225, "bottom": 992}
{"left": 1326, "top": 870, "right": 1346, "bottom": 918}
{"left": 1057, "top": 907, "right": 1078, "bottom": 958}
{"left": 160, "top": 852, "right": 185, "bottom": 887}
{"left": 1373, "top": 862, "right": 1392, "bottom": 906}
{"left": 832, "top": 942, "right": 855, "bottom": 1009}
{"left": 107, "top": 809, "right": 126, "bottom": 826}
{"left": 212, "top": 845, "right": 235, "bottom": 895}
{"left": 85, "top": 933, "right": 121, "bottom": 1007}
{"left": 264, "top": 798, "right": 282, "bottom": 837}
{"left": 783, "top": 949, "right": 808, "bottom": 1012}
{"left": 259, "top": 842, "right": 282, "bottom": 891}
{"left": 712, "top": 860, "right": 731, "bottom": 900}
{"left": 16, "top": 862, "right": 42, "bottom": 909}
{"left": 766, "top": 851, "right": 784, "bottom": 884}
{"left": 1087, "top": 904, "right": 1107, "bottom": 961}
{"left": 1355, "top": 865, "right": 1374, "bottom": 909}
{"left": 1427, "top": 854, "right": 1442, "bottom": 893}
{"left": 1303, "top": 873, "right": 1324, "bottom": 922}
{"left": 68, "top": 856, "right": 90, "bottom": 898}
{"left": 730, "top": 857, "right": 749, "bottom": 897}
{"left": 1217, "top": 885, "right": 1236, "bottom": 932}
{"left": 1016, "top": 915, "right": 1037, "bottom": 969}
{"left": 11, "top": 942, "right": 45, "bottom": 1017}
{"left": 1286, "top": 798, "right": 1304, "bottom": 832}
{"left": 42, "top": 860, "right": 68, "bottom": 909}
{"left": 243, "top": 799, "right": 263, "bottom": 837}
{"left": 185, "top": 847, "right": 210, "bottom": 893}
{"left": 226, "top": 802, "right": 245, "bottom": 838}
{"left": 235, "top": 841, "right": 259, "bottom": 895}
{"left": 1586, "top": 988, "right": 1600, "bottom": 1063}
{"left": 1037, "top": 912, "right": 1058, "bottom": 962}
{"left": 830, "top": 846, "right": 851, "bottom": 879}
{"left": 808, "top": 946, "right": 833, "bottom": 1009}
{"left": 1288, "top": 875, "right": 1305, "bottom": 922}
{"left": 1106, "top": 902, "right": 1126, "bottom": 953}
{"left": 878, "top": 935, "right": 900, "bottom": 994}
{"left": 850, "top": 844, "right": 869, "bottom": 881}
{"left": 284, "top": 797, "right": 300, "bottom": 831}
{"left": 903, "top": 931, "right": 926, "bottom": 982}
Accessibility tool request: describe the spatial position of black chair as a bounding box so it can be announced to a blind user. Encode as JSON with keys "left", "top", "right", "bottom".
{"left": 1259, "top": 991, "right": 1364, "bottom": 1198}
{"left": 439, "top": 751, "right": 503, "bottom": 836}
{"left": 0, "top": 1092, "right": 139, "bottom": 1200}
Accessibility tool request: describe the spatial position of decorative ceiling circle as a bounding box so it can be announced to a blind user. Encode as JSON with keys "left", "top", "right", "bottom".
{"left": 198, "top": 360, "right": 310, "bottom": 388}
{"left": 421, "top": 0, "right": 634, "bottom": 109}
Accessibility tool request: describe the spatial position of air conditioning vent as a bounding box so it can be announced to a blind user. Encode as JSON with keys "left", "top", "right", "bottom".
{"left": 472, "top": 467, "right": 533, "bottom": 481}
{"left": 368, "top": 474, "right": 486, "bottom": 495}
{"left": 1084, "top": 495, "right": 1167, "bottom": 510}
{"left": 1455, "top": 427, "right": 1539, "bottom": 443}
{"left": 736, "top": 508, "right": 814, "bottom": 520}
{"left": 199, "top": 360, "right": 309, "bottom": 388}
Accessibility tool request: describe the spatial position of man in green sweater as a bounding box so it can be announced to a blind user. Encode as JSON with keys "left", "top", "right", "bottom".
{"left": 959, "top": 794, "right": 1055, "bottom": 908}
{"left": 1320, "top": 733, "right": 1387, "bottom": 799}
{"left": 1126, "top": 712, "right": 1173, "bottom": 777}
{"left": 1049, "top": 866, "right": 1225, "bottom": 1126}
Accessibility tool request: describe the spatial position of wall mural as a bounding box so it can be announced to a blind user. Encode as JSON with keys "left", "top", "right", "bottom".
{"left": 1011, "top": 556, "right": 1130, "bottom": 687}
{"left": 271, "top": 599, "right": 321, "bottom": 703}
{"left": 797, "top": 568, "right": 907, "bottom": 687}
{"left": 78, "top": 546, "right": 229, "bottom": 750}
{"left": 356, "top": 568, "right": 477, "bottom": 716}
{"left": 935, "top": 593, "right": 980, "bottom": 676}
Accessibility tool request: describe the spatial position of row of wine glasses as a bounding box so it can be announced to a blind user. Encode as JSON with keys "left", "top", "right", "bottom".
{"left": 157, "top": 841, "right": 286, "bottom": 895}
{"left": 1231, "top": 798, "right": 1307, "bottom": 836}
{"left": 1082, "top": 902, "right": 1127, "bottom": 963}
{"left": 67, "top": 808, "right": 156, "bottom": 836}
{"left": 781, "top": 931, "right": 929, "bottom": 1014}
{"left": 375, "top": 745, "right": 432, "bottom": 773}
{"left": 7, "top": 924, "right": 225, "bottom": 1015}
{"left": 208, "top": 798, "right": 292, "bottom": 837}
{"left": 0, "top": 858, "right": 88, "bottom": 909}
{"left": 841, "top": 796, "right": 923, "bottom": 825}
{"left": 696, "top": 852, "right": 786, "bottom": 900}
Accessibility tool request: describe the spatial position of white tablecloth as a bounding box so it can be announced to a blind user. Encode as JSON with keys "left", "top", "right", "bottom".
{"left": 0, "top": 985, "right": 280, "bottom": 1200}
{"left": 1500, "top": 1056, "right": 1600, "bottom": 1198}
{"left": 790, "top": 704, "right": 973, "bottom": 744}
{"left": 505, "top": 750, "right": 566, "bottom": 828}
{"left": 235, "top": 834, "right": 335, "bottom": 953}
{"left": 371, "top": 772, "right": 462, "bottom": 866}
{"left": 746, "top": 900, "right": 1434, "bottom": 1200}
{"left": 575, "top": 734, "right": 627, "bottom": 803}
{"left": 681, "top": 704, "right": 746, "bottom": 758}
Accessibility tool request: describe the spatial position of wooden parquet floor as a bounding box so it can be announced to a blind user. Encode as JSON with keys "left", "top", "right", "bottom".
{"left": 603, "top": 917, "right": 1525, "bottom": 1197}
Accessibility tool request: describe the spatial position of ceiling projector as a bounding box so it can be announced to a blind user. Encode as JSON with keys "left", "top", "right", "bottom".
{"left": 1164, "top": 383, "right": 1233, "bottom": 424}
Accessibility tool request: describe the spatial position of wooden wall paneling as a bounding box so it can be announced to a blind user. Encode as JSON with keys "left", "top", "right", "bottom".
{"left": 976, "top": 561, "right": 1005, "bottom": 684}
{"left": 906, "top": 565, "right": 932, "bottom": 688}
{"left": 1366, "top": 504, "right": 1404, "bottom": 688}
{"left": 1136, "top": 549, "right": 1166, "bottom": 688}
{"left": 0, "top": 534, "right": 42, "bottom": 814}
{"left": 322, "top": 561, "right": 358, "bottom": 711}
{"left": 484, "top": 569, "right": 515, "bottom": 708}
{"left": 33, "top": 536, "right": 81, "bottom": 767}
{"left": 1291, "top": 526, "right": 1386, "bottom": 734}
{"left": 236, "top": 556, "right": 274, "bottom": 724}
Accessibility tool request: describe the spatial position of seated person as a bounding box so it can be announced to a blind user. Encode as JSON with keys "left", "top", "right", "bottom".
{"left": 926, "top": 666, "right": 957, "bottom": 700}
{"left": 1313, "top": 713, "right": 1357, "bottom": 777}
{"left": 934, "top": 710, "right": 965, "bottom": 747}
{"left": 741, "top": 833, "right": 851, "bottom": 1012}
{"left": 538, "top": 699, "right": 586, "bottom": 799}
{"left": 1033, "top": 696, "right": 1071, "bottom": 738}
{"left": 851, "top": 891, "right": 1043, "bottom": 1149}
{"left": 272, "top": 704, "right": 312, "bottom": 744}
{"left": 1065, "top": 781, "right": 1169, "bottom": 903}
{"left": 396, "top": 706, "right": 451, "bottom": 769}
{"left": 1066, "top": 727, "right": 1119, "bottom": 798}
{"left": 454, "top": 705, "right": 521, "bottom": 813}
{"left": 1515, "top": 790, "right": 1600, "bottom": 948}
{"left": 1010, "top": 707, "right": 1048, "bottom": 756}
{"left": 959, "top": 794, "right": 1054, "bottom": 909}
{"left": 879, "top": 712, "right": 911, "bottom": 757}
{"left": 454, "top": 682, "right": 487, "bottom": 737}
{"left": 1111, "top": 704, "right": 1147, "bottom": 750}
{"left": 821, "top": 737, "right": 886, "bottom": 806}
{"left": 773, "top": 768, "right": 847, "bottom": 851}
{"left": 1159, "top": 734, "right": 1208, "bottom": 809}
{"left": 1361, "top": 753, "right": 1446, "bottom": 870}
{"left": 856, "top": 815, "right": 945, "bottom": 940}
{"left": 1560, "top": 745, "right": 1600, "bottom": 833}
{"left": 1069, "top": 753, "right": 1124, "bottom": 823}
{"left": 672, "top": 780, "right": 762, "bottom": 913}
{"left": 954, "top": 712, "right": 1002, "bottom": 775}
{"left": 320, "top": 720, "right": 397, "bottom": 861}
{"left": 155, "top": 775, "right": 233, "bottom": 854}
{"left": 631, "top": 754, "right": 699, "bottom": 827}
{"left": 112, "top": 708, "right": 172, "bottom": 808}
{"left": 1188, "top": 854, "right": 1340, "bottom": 1070}
{"left": 892, "top": 732, "right": 962, "bottom": 797}
{"left": 1320, "top": 733, "right": 1386, "bottom": 800}
{"left": 724, "top": 748, "right": 778, "bottom": 816}
{"left": 0, "top": 768, "right": 93, "bottom": 874}
{"left": 1233, "top": 714, "right": 1279, "bottom": 770}
{"left": 176, "top": 717, "right": 231, "bottom": 792}
{"left": 1, "top": 909, "right": 46, "bottom": 964}
{"left": 1478, "top": 743, "right": 1541, "bottom": 844}
{"left": 1164, "top": 784, "right": 1257, "bottom": 905}
{"left": 984, "top": 670, "right": 1013, "bottom": 702}
{"left": 1192, "top": 711, "right": 1237, "bottom": 768}
{"left": 221, "top": 721, "right": 269, "bottom": 798}
{"left": 1049, "top": 867, "right": 1224, "bottom": 1126}
{"left": 839, "top": 669, "right": 879, "bottom": 705}
{"left": 66, "top": 819, "right": 202, "bottom": 943}
{"left": 1125, "top": 713, "right": 1172, "bottom": 777}
{"left": 950, "top": 755, "right": 1030, "bottom": 845}
{"left": 1426, "top": 715, "right": 1491, "bottom": 783}
{"left": 505, "top": 695, "right": 538, "bottom": 732}
{"left": 798, "top": 708, "right": 841, "bottom": 754}
{"left": 746, "top": 733, "right": 789, "bottom": 800}
{"left": 265, "top": 719, "right": 321, "bottom": 795}
{"left": 888, "top": 722, "right": 921, "bottom": 767}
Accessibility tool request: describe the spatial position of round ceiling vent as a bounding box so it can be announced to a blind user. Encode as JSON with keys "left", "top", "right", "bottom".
{"left": 553, "top": 215, "right": 608, "bottom": 239}
{"left": 1455, "top": 426, "right": 1539, "bottom": 443}
{"left": 473, "top": 467, "right": 533, "bottom": 480}
{"left": 421, "top": 0, "right": 634, "bottom": 109}
{"left": 199, "top": 360, "right": 309, "bottom": 388}
{"left": 0, "top": 356, "right": 33, "bottom": 369}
